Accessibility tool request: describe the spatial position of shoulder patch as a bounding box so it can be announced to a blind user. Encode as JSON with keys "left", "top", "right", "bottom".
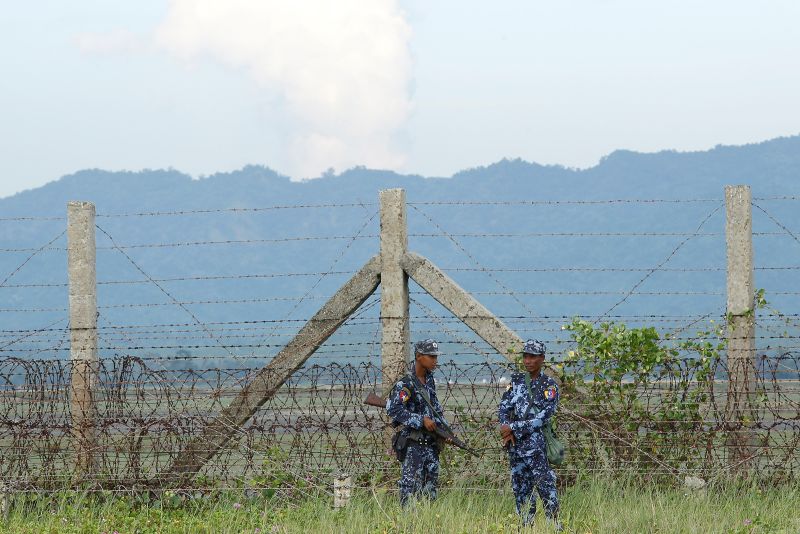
{"left": 544, "top": 385, "right": 557, "bottom": 401}
{"left": 398, "top": 387, "right": 411, "bottom": 403}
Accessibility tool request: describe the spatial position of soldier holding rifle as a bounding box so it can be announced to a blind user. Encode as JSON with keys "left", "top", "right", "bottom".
{"left": 384, "top": 339, "right": 451, "bottom": 506}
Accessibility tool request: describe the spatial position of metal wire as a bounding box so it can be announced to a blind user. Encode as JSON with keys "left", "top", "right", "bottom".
{"left": 0, "top": 358, "right": 797, "bottom": 491}
{"left": 95, "top": 203, "right": 377, "bottom": 218}
{"left": 1, "top": 194, "right": 797, "bottom": 493}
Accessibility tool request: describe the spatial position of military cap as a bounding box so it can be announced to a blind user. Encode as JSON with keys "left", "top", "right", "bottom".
{"left": 522, "top": 339, "right": 546, "bottom": 356}
{"left": 414, "top": 339, "right": 441, "bottom": 356}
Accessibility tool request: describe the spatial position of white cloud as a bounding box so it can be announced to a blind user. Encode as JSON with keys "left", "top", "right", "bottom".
{"left": 73, "top": 29, "right": 148, "bottom": 55}
{"left": 155, "top": 0, "right": 413, "bottom": 178}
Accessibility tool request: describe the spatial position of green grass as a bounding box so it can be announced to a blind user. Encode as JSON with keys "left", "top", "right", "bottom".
{"left": 3, "top": 477, "right": 798, "bottom": 533}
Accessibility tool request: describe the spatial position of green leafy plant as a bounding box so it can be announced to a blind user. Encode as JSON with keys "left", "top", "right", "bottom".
{"left": 559, "top": 317, "right": 724, "bottom": 477}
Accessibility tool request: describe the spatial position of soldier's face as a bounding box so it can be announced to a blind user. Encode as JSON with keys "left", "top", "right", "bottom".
{"left": 416, "top": 352, "right": 438, "bottom": 372}
{"left": 522, "top": 353, "right": 544, "bottom": 374}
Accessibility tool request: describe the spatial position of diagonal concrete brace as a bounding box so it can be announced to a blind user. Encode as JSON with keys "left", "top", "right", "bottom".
{"left": 401, "top": 251, "right": 562, "bottom": 385}
{"left": 161, "top": 255, "right": 381, "bottom": 486}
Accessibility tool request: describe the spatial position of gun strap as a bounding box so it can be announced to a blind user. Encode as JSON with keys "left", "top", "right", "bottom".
{"left": 408, "top": 373, "right": 453, "bottom": 435}
{"left": 523, "top": 373, "right": 544, "bottom": 419}
{"left": 524, "top": 373, "right": 560, "bottom": 438}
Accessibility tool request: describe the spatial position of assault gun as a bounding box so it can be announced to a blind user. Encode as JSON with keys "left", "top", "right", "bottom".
{"left": 363, "top": 392, "right": 479, "bottom": 457}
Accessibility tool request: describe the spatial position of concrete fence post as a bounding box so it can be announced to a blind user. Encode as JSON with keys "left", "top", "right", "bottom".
{"left": 67, "top": 201, "right": 99, "bottom": 479}
{"left": 333, "top": 474, "right": 352, "bottom": 509}
{"left": 724, "top": 185, "right": 756, "bottom": 472}
{"left": 0, "top": 483, "right": 9, "bottom": 523}
{"left": 380, "top": 189, "right": 410, "bottom": 393}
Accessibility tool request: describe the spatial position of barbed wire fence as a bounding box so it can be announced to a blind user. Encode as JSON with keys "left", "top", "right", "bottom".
{"left": 0, "top": 190, "right": 798, "bottom": 497}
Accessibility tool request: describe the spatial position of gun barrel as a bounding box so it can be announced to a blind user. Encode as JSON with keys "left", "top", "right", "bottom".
{"left": 433, "top": 427, "right": 479, "bottom": 457}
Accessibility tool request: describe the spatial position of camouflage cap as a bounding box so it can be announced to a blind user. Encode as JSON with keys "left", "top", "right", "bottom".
{"left": 414, "top": 339, "right": 441, "bottom": 356}
{"left": 522, "top": 339, "right": 546, "bottom": 356}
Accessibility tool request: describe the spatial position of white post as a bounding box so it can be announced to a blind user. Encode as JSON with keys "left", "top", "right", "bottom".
{"left": 725, "top": 185, "right": 756, "bottom": 471}
{"left": 0, "top": 484, "right": 9, "bottom": 522}
{"left": 67, "top": 201, "right": 98, "bottom": 479}
{"left": 333, "top": 475, "right": 352, "bottom": 509}
{"left": 380, "top": 189, "right": 410, "bottom": 393}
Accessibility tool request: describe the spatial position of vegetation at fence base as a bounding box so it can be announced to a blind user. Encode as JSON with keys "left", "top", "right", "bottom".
{"left": 3, "top": 476, "right": 798, "bottom": 533}
{"left": 559, "top": 317, "right": 726, "bottom": 479}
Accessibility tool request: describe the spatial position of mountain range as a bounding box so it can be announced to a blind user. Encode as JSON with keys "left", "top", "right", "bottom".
{"left": 1, "top": 136, "right": 798, "bottom": 366}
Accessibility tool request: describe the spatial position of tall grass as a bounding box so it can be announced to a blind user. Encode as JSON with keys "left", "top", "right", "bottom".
{"left": 4, "top": 477, "right": 798, "bottom": 533}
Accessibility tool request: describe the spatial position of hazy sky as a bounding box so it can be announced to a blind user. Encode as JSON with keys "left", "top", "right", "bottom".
{"left": 2, "top": 0, "right": 799, "bottom": 198}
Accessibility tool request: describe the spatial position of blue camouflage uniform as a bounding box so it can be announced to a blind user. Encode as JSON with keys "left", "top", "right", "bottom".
{"left": 386, "top": 363, "right": 447, "bottom": 505}
{"left": 498, "top": 368, "right": 560, "bottom": 522}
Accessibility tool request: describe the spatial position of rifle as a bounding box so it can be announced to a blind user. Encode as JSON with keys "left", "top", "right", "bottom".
{"left": 364, "top": 392, "right": 479, "bottom": 457}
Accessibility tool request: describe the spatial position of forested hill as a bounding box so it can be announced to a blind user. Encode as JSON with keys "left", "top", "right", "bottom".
{"left": 1, "top": 135, "right": 799, "bottom": 360}
{"left": 3, "top": 134, "right": 800, "bottom": 212}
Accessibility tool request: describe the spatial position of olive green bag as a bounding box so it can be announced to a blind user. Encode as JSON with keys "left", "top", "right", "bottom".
{"left": 524, "top": 374, "right": 566, "bottom": 465}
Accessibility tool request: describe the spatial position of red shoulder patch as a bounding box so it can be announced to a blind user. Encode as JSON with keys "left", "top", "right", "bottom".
{"left": 398, "top": 387, "right": 411, "bottom": 403}
{"left": 544, "top": 385, "right": 557, "bottom": 401}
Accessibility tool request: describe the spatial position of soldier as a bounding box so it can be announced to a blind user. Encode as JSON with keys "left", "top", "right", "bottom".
{"left": 498, "top": 339, "right": 561, "bottom": 528}
{"left": 385, "top": 339, "right": 450, "bottom": 506}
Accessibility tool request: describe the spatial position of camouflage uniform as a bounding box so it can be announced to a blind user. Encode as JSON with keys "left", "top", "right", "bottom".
{"left": 386, "top": 362, "right": 447, "bottom": 505}
{"left": 498, "top": 364, "right": 560, "bottom": 523}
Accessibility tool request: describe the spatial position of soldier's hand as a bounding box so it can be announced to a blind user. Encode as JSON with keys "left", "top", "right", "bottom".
{"left": 422, "top": 416, "right": 437, "bottom": 432}
{"left": 500, "top": 424, "right": 515, "bottom": 446}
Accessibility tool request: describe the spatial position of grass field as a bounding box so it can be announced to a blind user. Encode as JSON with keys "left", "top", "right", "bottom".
{"left": 3, "top": 477, "right": 798, "bottom": 533}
